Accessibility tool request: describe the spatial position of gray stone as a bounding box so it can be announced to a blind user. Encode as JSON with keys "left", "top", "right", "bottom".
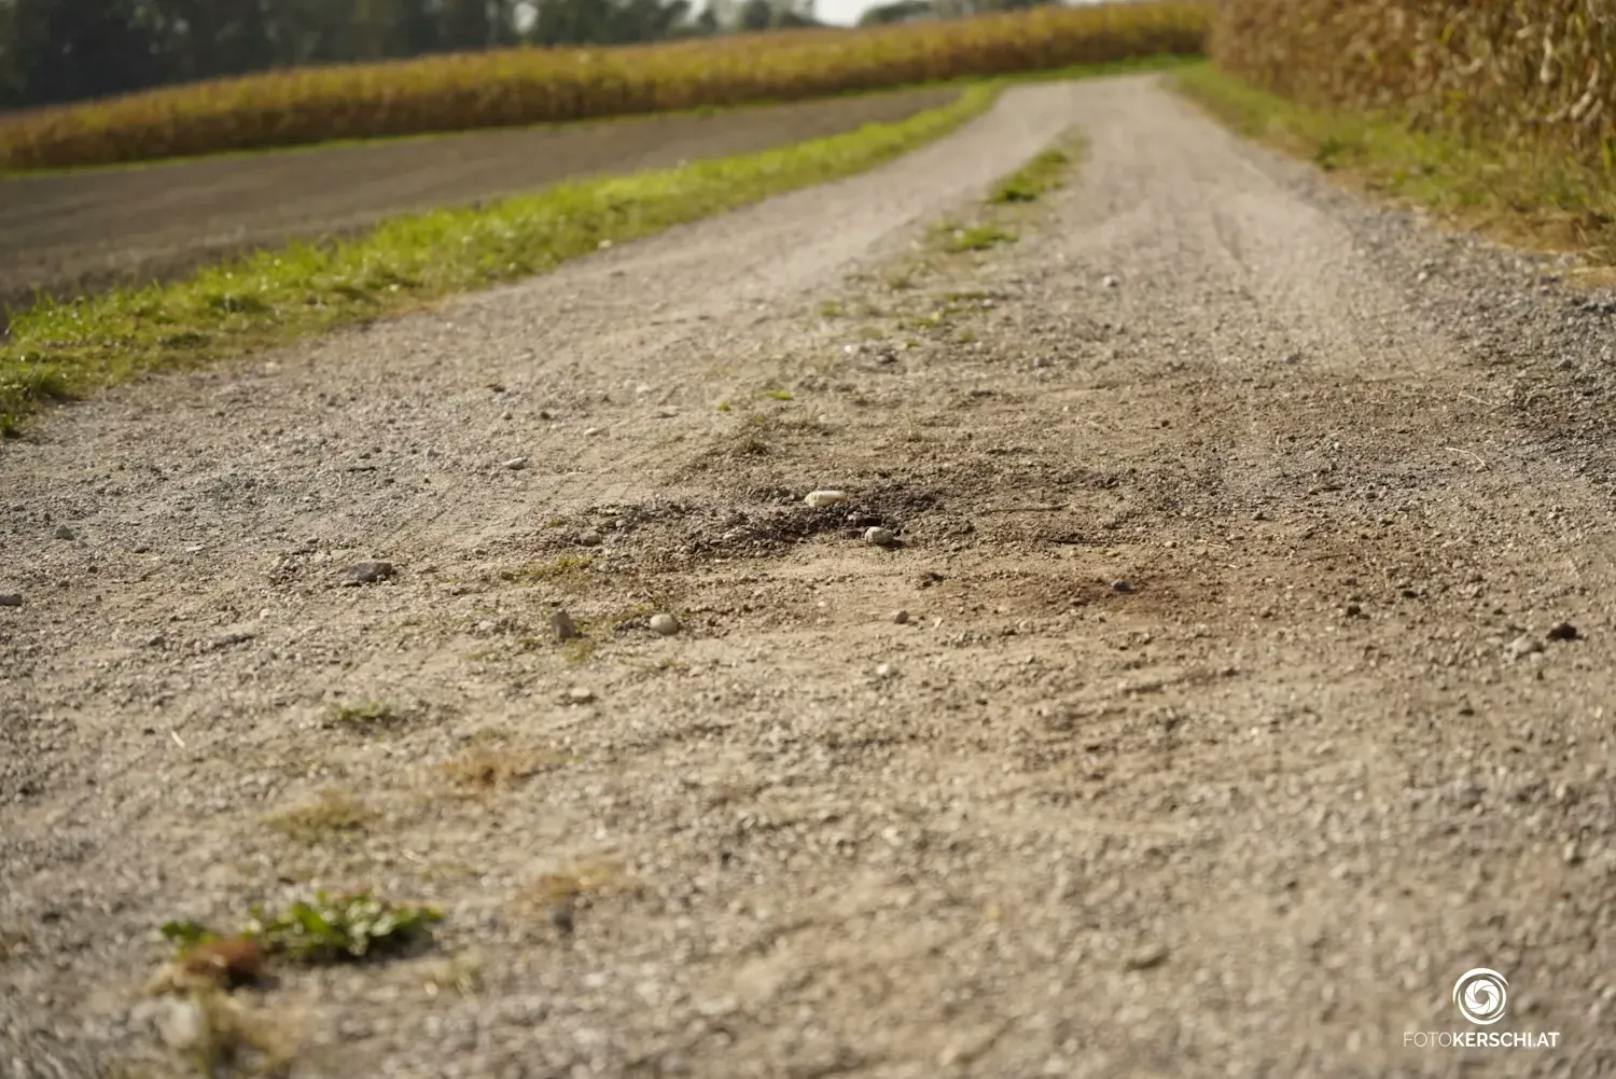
{"left": 864, "top": 527, "right": 898, "bottom": 549}
{"left": 551, "top": 610, "right": 580, "bottom": 641}
{"left": 344, "top": 561, "right": 396, "bottom": 586}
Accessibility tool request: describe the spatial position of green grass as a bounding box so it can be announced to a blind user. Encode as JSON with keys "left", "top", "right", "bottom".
{"left": 1176, "top": 64, "right": 1616, "bottom": 270}
{"left": 989, "top": 146, "right": 1075, "bottom": 203}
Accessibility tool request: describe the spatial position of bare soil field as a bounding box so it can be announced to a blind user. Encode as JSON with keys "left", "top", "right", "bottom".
{"left": 0, "top": 87, "right": 954, "bottom": 315}
{"left": 3, "top": 76, "right": 1615, "bottom": 1077}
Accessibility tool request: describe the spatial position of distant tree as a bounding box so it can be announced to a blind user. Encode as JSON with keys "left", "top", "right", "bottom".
{"left": 394, "top": 0, "right": 441, "bottom": 54}
{"left": 530, "top": 0, "right": 693, "bottom": 46}
{"left": 736, "top": 0, "right": 771, "bottom": 31}
{"left": 441, "top": 0, "right": 491, "bottom": 50}
{"left": 0, "top": 0, "right": 164, "bottom": 106}
{"left": 734, "top": 0, "right": 818, "bottom": 31}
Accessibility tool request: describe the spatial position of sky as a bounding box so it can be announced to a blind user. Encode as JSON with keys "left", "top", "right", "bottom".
{"left": 815, "top": 0, "right": 883, "bottom": 24}
{"left": 815, "top": 0, "right": 1118, "bottom": 30}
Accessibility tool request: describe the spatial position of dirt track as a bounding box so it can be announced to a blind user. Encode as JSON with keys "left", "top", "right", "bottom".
{"left": 0, "top": 87, "right": 954, "bottom": 315}
{"left": 3, "top": 75, "right": 1616, "bottom": 1076}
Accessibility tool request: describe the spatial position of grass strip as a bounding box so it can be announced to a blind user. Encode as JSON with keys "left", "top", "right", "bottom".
{"left": 989, "top": 144, "right": 1078, "bottom": 205}
{"left": 0, "top": 81, "right": 1005, "bottom": 436}
{"left": 1176, "top": 64, "right": 1616, "bottom": 271}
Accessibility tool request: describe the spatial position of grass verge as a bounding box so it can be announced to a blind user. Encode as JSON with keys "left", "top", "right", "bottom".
{"left": 1176, "top": 64, "right": 1616, "bottom": 271}
{"left": 0, "top": 82, "right": 997, "bottom": 436}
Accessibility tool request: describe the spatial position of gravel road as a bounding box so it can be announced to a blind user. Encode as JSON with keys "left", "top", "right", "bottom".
{"left": 0, "top": 86, "right": 954, "bottom": 316}
{"left": 3, "top": 75, "right": 1615, "bottom": 1077}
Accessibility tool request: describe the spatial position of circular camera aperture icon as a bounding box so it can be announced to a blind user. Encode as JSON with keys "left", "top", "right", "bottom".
{"left": 1453, "top": 967, "right": 1509, "bottom": 1026}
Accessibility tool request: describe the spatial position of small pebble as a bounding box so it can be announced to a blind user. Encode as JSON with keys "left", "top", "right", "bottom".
{"left": 875, "top": 663, "right": 896, "bottom": 679}
{"left": 503, "top": 457, "right": 529, "bottom": 470}
{"left": 343, "top": 561, "right": 395, "bottom": 586}
{"left": 1546, "top": 622, "right": 1580, "bottom": 642}
{"left": 804, "top": 490, "right": 850, "bottom": 508}
{"left": 649, "top": 613, "right": 681, "bottom": 636}
{"left": 1111, "top": 579, "right": 1135, "bottom": 594}
{"left": 152, "top": 996, "right": 205, "bottom": 1052}
{"left": 1101, "top": 274, "right": 1120, "bottom": 289}
{"left": 865, "top": 527, "right": 898, "bottom": 549}
{"left": 1507, "top": 635, "right": 1544, "bottom": 661}
{"left": 568, "top": 687, "right": 596, "bottom": 704}
{"left": 0, "top": 593, "right": 21, "bottom": 608}
{"left": 551, "top": 610, "right": 580, "bottom": 642}
{"left": 1124, "top": 944, "right": 1169, "bottom": 971}
{"left": 893, "top": 609, "right": 910, "bottom": 625}
{"left": 53, "top": 525, "right": 75, "bottom": 541}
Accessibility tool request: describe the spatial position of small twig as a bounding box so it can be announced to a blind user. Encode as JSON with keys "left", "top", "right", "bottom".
{"left": 1442, "top": 446, "right": 1488, "bottom": 472}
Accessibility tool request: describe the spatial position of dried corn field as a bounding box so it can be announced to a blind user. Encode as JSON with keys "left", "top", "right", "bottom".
{"left": 0, "top": 2, "right": 1206, "bottom": 171}
{"left": 1212, "top": 0, "right": 1616, "bottom": 173}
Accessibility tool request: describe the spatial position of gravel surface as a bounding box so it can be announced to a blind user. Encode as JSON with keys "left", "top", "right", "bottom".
{"left": 3, "top": 75, "right": 1616, "bottom": 1077}
{"left": 0, "top": 87, "right": 955, "bottom": 316}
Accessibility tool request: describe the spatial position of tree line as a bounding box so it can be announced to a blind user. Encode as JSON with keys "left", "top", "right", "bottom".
{"left": 0, "top": 0, "right": 828, "bottom": 110}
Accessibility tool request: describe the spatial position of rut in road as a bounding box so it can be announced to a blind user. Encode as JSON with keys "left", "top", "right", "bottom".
{"left": 3, "top": 76, "right": 1614, "bottom": 1077}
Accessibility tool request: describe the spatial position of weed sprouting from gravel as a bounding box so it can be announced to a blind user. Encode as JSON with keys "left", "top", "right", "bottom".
{"left": 990, "top": 146, "right": 1076, "bottom": 203}
{"left": 326, "top": 701, "right": 401, "bottom": 730}
{"left": 160, "top": 893, "right": 442, "bottom": 979}
{"left": 246, "top": 893, "right": 442, "bottom": 964}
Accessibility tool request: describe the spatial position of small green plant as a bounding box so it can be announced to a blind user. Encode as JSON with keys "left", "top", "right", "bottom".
{"left": 760, "top": 388, "right": 794, "bottom": 401}
{"left": 326, "top": 700, "right": 400, "bottom": 729}
{"left": 246, "top": 892, "right": 442, "bottom": 963}
{"left": 942, "top": 223, "right": 1017, "bottom": 253}
{"left": 160, "top": 892, "right": 442, "bottom": 976}
{"left": 989, "top": 146, "right": 1074, "bottom": 202}
{"left": 818, "top": 299, "right": 846, "bottom": 318}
